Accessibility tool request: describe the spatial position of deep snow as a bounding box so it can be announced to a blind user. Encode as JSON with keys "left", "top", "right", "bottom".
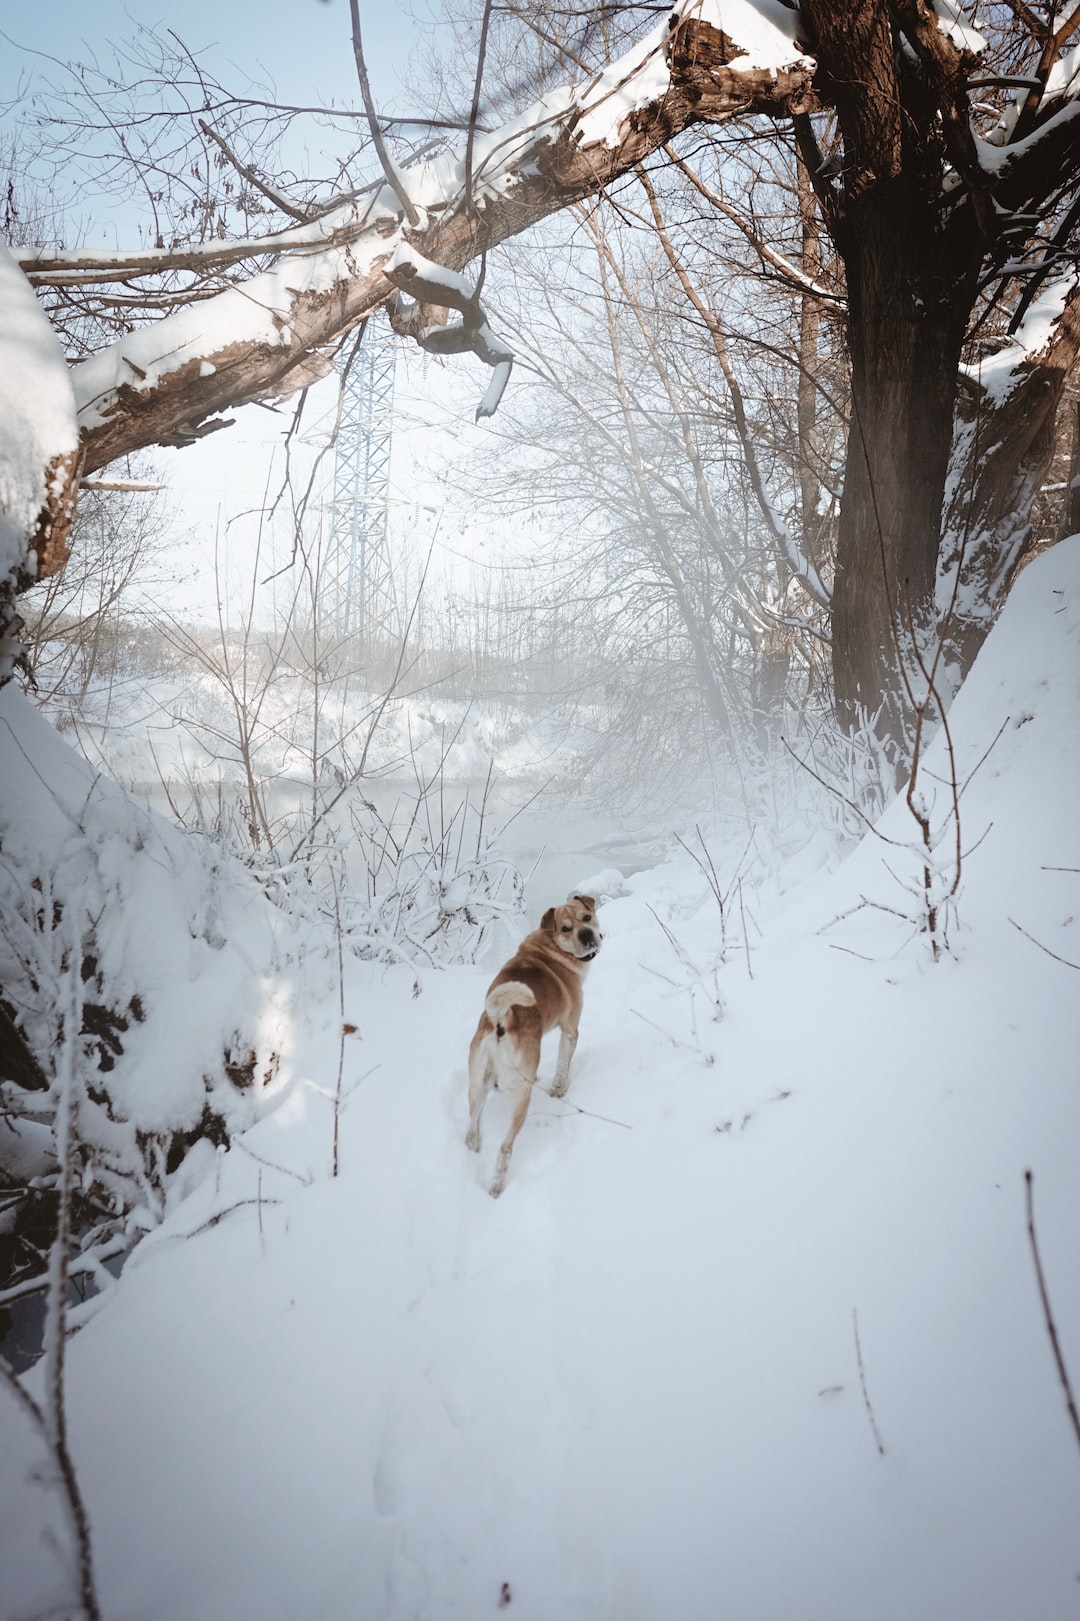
{"left": 2, "top": 541, "right": 1080, "bottom": 1620}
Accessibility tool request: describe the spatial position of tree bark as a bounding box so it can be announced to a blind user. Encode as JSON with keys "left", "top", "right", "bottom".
{"left": 801, "top": 0, "right": 979, "bottom": 750}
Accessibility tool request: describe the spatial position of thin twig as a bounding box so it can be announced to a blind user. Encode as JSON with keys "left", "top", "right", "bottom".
{"left": 332, "top": 876, "right": 347, "bottom": 1178}
{"left": 38, "top": 928, "right": 102, "bottom": 1620}
{"left": 629, "top": 1006, "right": 701, "bottom": 1055}
{"left": 198, "top": 119, "right": 311, "bottom": 222}
{"left": 231, "top": 1139, "right": 312, "bottom": 1186}
{"left": 182, "top": 1197, "right": 282, "bottom": 1239}
{"left": 1009, "top": 918, "right": 1080, "bottom": 971}
{"left": 1025, "top": 1170, "right": 1080, "bottom": 1454}
{"left": 537, "top": 1089, "right": 632, "bottom": 1130}
{"left": 853, "top": 1307, "right": 887, "bottom": 1457}
{"left": 737, "top": 880, "right": 754, "bottom": 980}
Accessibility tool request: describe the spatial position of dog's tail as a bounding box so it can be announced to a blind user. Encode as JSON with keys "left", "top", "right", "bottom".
{"left": 485, "top": 980, "right": 536, "bottom": 1040}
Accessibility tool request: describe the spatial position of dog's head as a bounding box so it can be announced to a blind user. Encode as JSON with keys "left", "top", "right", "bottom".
{"left": 540, "top": 893, "right": 602, "bottom": 961}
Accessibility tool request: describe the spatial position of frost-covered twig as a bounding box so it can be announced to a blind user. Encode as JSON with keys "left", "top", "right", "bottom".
{"left": 180, "top": 1197, "right": 283, "bottom": 1240}
{"left": 898, "top": 580, "right": 964, "bottom": 961}
{"left": 630, "top": 1006, "right": 706, "bottom": 1056}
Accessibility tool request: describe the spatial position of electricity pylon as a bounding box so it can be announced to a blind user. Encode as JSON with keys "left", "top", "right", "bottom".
{"left": 326, "top": 311, "right": 397, "bottom": 650}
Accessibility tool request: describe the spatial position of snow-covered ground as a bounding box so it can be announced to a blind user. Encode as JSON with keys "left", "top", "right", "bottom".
{"left": 2, "top": 539, "right": 1080, "bottom": 1618}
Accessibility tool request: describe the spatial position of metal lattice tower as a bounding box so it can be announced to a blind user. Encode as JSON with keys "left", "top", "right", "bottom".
{"left": 326, "top": 311, "right": 397, "bottom": 648}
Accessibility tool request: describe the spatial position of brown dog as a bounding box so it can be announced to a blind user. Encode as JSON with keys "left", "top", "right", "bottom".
{"left": 466, "top": 894, "right": 602, "bottom": 1197}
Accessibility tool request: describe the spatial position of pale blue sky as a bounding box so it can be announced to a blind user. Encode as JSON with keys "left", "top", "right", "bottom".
{"left": 3, "top": 0, "right": 424, "bottom": 113}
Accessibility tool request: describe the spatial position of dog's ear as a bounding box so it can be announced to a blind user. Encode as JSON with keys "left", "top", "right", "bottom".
{"left": 571, "top": 893, "right": 597, "bottom": 913}
{"left": 540, "top": 907, "right": 556, "bottom": 933}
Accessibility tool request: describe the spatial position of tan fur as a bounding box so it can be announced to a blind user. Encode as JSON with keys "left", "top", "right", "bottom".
{"left": 466, "top": 894, "right": 601, "bottom": 1197}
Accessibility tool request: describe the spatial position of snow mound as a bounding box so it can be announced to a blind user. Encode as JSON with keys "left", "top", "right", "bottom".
{"left": 570, "top": 866, "right": 628, "bottom": 903}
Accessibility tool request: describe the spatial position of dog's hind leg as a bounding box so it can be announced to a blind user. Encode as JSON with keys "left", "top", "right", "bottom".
{"left": 489, "top": 1068, "right": 534, "bottom": 1198}
{"left": 550, "top": 1024, "right": 578, "bottom": 1099}
{"left": 466, "top": 1030, "right": 494, "bottom": 1152}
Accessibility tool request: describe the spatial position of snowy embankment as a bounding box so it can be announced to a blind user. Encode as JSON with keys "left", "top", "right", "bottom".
{"left": 3, "top": 541, "right": 1080, "bottom": 1619}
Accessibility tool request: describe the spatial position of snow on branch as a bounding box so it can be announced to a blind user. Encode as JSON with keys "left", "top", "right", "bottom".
{"left": 16, "top": 208, "right": 373, "bottom": 283}
{"left": 964, "top": 269, "right": 1079, "bottom": 405}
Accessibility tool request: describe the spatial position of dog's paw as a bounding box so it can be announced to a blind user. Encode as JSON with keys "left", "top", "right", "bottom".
{"left": 549, "top": 1081, "right": 568, "bottom": 1099}
{"left": 465, "top": 1128, "right": 480, "bottom": 1152}
{"left": 489, "top": 1178, "right": 505, "bottom": 1198}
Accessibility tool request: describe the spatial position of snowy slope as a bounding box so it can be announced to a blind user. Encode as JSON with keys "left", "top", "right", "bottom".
{"left": 2, "top": 541, "right": 1079, "bottom": 1619}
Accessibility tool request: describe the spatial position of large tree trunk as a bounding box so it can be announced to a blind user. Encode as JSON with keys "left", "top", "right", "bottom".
{"left": 802, "top": 0, "right": 978, "bottom": 751}
{"left": 833, "top": 192, "right": 972, "bottom": 743}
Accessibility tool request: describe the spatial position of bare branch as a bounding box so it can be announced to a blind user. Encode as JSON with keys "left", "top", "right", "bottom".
{"left": 198, "top": 119, "right": 313, "bottom": 223}
{"left": 465, "top": 0, "right": 497, "bottom": 220}
{"left": 636, "top": 165, "right": 832, "bottom": 608}
{"left": 662, "top": 142, "right": 845, "bottom": 305}
{"left": 347, "top": 0, "right": 421, "bottom": 228}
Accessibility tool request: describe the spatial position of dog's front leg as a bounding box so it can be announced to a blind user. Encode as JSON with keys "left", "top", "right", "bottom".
{"left": 550, "top": 1026, "right": 578, "bottom": 1099}
{"left": 490, "top": 1072, "right": 533, "bottom": 1198}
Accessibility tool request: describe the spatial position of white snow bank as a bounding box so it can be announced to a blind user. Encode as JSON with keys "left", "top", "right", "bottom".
{"left": 0, "top": 242, "right": 78, "bottom": 580}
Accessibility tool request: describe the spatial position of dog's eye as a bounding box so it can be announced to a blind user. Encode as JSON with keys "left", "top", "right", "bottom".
{"left": 562, "top": 924, "right": 571, "bottom": 932}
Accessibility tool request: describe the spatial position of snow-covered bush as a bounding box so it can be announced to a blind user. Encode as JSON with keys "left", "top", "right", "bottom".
{"left": 0, "top": 686, "right": 308, "bottom": 1349}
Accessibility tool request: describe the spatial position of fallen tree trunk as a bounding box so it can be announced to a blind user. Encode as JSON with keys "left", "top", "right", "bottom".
{"left": 60, "top": 16, "right": 815, "bottom": 475}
